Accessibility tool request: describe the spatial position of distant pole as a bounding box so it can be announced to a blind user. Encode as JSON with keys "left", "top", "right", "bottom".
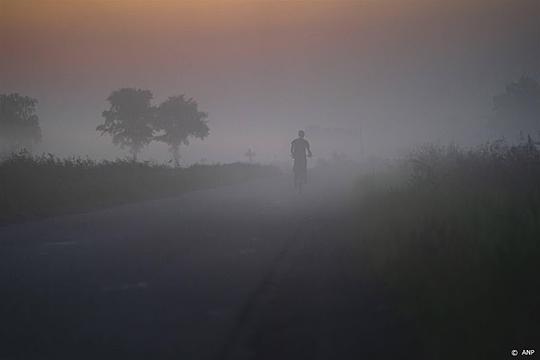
{"left": 245, "top": 148, "right": 255, "bottom": 162}
{"left": 358, "top": 119, "right": 365, "bottom": 159}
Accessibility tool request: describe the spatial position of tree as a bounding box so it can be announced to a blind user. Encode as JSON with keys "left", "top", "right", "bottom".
{"left": 97, "top": 88, "right": 155, "bottom": 161}
{"left": 493, "top": 76, "right": 540, "bottom": 138}
{"left": 0, "top": 93, "right": 41, "bottom": 151}
{"left": 245, "top": 148, "right": 256, "bottom": 162}
{"left": 154, "top": 95, "right": 209, "bottom": 166}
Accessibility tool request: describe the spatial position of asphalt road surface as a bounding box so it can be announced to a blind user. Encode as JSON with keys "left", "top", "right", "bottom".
{"left": 1, "top": 170, "right": 418, "bottom": 360}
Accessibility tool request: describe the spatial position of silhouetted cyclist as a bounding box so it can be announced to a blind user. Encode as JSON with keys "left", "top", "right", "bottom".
{"left": 291, "top": 130, "right": 312, "bottom": 191}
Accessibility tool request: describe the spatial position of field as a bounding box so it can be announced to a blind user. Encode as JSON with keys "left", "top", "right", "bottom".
{"left": 351, "top": 140, "right": 540, "bottom": 358}
{"left": 0, "top": 152, "right": 280, "bottom": 223}
{"left": 2, "top": 142, "right": 538, "bottom": 358}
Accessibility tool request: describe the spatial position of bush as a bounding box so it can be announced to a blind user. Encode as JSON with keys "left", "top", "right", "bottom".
{"left": 352, "top": 140, "right": 540, "bottom": 359}
{"left": 0, "top": 152, "right": 279, "bottom": 223}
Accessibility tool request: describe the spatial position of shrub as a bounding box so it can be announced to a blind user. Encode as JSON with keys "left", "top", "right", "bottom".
{"left": 0, "top": 152, "right": 279, "bottom": 223}
{"left": 352, "top": 140, "right": 540, "bottom": 359}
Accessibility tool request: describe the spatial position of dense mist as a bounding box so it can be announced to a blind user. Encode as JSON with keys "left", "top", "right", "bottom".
{"left": 2, "top": 1, "right": 540, "bottom": 359}
{"left": 2, "top": 0, "right": 539, "bottom": 163}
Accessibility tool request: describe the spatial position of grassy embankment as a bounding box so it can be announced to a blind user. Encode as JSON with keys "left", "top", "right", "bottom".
{"left": 352, "top": 140, "right": 540, "bottom": 359}
{"left": 0, "top": 152, "right": 279, "bottom": 223}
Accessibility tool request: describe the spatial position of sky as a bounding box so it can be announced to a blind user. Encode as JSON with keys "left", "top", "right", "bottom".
{"left": 1, "top": 0, "right": 540, "bottom": 163}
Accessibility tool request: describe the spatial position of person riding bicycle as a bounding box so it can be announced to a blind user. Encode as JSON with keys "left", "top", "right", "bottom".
{"left": 291, "top": 130, "right": 312, "bottom": 188}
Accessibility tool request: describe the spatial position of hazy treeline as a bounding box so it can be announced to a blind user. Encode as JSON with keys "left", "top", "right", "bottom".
{"left": 3, "top": 75, "right": 540, "bottom": 163}
{"left": 351, "top": 139, "right": 540, "bottom": 359}
{"left": 0, "top": 93, "right": 42, "bottom": 153}
{"left": 97, "top": 88, "right": 209, "bottom": 165}
{"left": 0, "top": 152, "right": 279, "bottom": 224}
{"left": 1, "top": 88, "right": 209, "bottom": 165}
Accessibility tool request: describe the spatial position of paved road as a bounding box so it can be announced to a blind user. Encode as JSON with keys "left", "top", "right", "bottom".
{"left": 1, "top": 170, "right": 417, "bottom": 360}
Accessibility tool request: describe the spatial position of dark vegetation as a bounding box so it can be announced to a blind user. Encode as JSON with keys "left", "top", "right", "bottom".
{"left": 0, "top": 152, "right": 279, "bottom": 224}
{"left": 2, "top": 75, "right": 540, "bottom": 357}
{"left": 97, "top": 88, "right": 209, "bottom": 164}
{"left": 352, "top": 139, "right": 540, "bottom": 359}
{"left": 0, "top": 93, "right": 41, "bottom": 152}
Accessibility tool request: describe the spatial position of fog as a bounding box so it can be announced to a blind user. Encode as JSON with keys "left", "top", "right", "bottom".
{"left": 3, "top": 2, "right": 540, "bottom": 358}
{"left": 2, "top": 0, "right": 539, "bottom": 163}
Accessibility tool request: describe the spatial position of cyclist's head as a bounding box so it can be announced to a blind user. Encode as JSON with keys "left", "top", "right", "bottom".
{"left": 298, "top": 130, "right": 305, "bottom": 138}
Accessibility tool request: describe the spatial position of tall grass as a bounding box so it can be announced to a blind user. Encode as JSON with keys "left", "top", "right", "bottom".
{"left": 0, "top": 152, "right": 279, "bottom": 223}
{"left": 353, "top": 140, "right": 540, "bottom": 359}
